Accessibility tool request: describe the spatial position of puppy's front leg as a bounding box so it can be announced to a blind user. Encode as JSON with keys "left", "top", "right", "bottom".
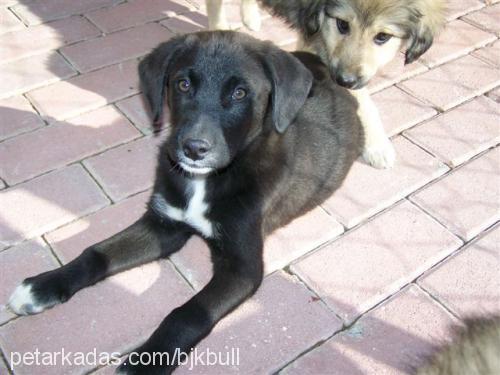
{"left": 8, "top": 213, "right": 192, "bottom": 315}
{"left": 206, "top": 0, "right": 229, "bottom": 30}
{"left": 118, "top": 227, "right": 264, "bottom": 374}
{"left": 241, "top": 0, "right": 261, "bottom": 31}
{"left": 350, "top": 87, "right": 396, "bottom": 169}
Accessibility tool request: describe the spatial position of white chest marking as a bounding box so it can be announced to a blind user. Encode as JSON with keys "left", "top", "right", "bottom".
{"left": 152, "top": 179, "right": 213, "bottom": 238}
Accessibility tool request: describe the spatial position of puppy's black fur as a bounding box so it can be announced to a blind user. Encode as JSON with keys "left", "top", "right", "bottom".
{"left": 10, "top": 31, "right": 362, "bottom": 374}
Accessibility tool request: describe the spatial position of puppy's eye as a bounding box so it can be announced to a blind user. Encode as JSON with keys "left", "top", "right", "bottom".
{"left": 177, "top": 79, "right": 191, "bottom": 92}
{"left": 374, "top": 32, "right": 393, "bottom": 45}
{"left": 336, "top": 18, "right": 349, "bottom": 34}
{"left": 232, "top": 88, "right": 247, "bottom": 101}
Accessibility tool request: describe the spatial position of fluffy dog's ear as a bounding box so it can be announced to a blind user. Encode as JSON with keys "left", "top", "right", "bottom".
{"left": 404, "top": 1, "right": 445, "bottom": 65}
{"left": 263, "top": 48, "right": 313, "bottom": 133}
{"left": 259, "top": 0, "right": 324, "bottom": 36}
{"left": 404, "top": 24, "right": 434, "bottom": 64}
{"left": 300, "top": 2, "right": 324, "bottom": 35}
{"left": 139, "top": 36, "right": 188, "bottom": 132}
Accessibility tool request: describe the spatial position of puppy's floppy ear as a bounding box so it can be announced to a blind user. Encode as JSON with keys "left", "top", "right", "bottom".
{"left": 259, "top": 0, "right": 324, "bottom": 36}
{"left": 300, "top": 1, "right": 324, "bottom": 35}
{"left": 138, "top": 35, "right": 188, "bottom": 132}
{"left": 404, "top": 23, "right": 433, "bottom": 64}
{"left": 263, "top": 46, "right": 313, "bottom": 133}
{"left": 404, "top": 1, "right": 445, "bottom": 65}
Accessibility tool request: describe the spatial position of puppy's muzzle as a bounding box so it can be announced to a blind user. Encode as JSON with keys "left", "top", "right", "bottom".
{"left": 336, "top": 72, "right": 362, "bottom": 89}
{"left": 183, "top": 138, "right": 212, "bottom": 161}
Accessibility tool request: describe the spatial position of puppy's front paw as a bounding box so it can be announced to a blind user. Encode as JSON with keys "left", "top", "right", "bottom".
{"left": 362, "top": 138, "right": 396, "bottom": 169}
{"left": 8, "top": 273, "right": 70, "bottom": 315}
{"left": 8, "top": 282, "right": 47, "bottom": 315}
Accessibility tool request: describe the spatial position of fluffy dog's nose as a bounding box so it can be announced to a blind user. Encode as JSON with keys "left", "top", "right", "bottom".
{"left": 183, "top": 139, "right": 211, "bottom": 161}
{"left": 336, "top": 73, "right": 359, "bottom": 89}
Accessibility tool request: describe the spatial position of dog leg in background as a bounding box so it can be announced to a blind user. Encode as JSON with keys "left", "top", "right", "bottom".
{"left": 8, "top": 214, "right": 192, "bottom": 315}
{"left": 241, "top": 0, "right": 261, "bottom": 31}
{"left": 118, "top": 221, "right": 264, "bottom": 374}
{"left": 351, "top": 87, "right": 395, "bottom": 169}
{"left": 206, "top": 0, "right": 229, "bottom": 30}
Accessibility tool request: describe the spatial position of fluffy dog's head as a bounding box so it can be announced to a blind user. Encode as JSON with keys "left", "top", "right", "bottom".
{"left": 266, "top": 0, "right": 445, "bottom": 89}
{"left": 139, "top": 31, "right": 312, "bottom": 175}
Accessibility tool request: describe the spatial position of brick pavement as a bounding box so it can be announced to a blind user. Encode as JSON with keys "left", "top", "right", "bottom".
{"left": 0, "top": 0, "right": 498, "bottom": 374}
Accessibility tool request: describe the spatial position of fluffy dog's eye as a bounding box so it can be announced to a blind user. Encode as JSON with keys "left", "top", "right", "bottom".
{"left": 374, "top": 32, "right": 393, "bottom": 45}
{"left": 232, "top": 88, "right": 247, "bottom": 100}
{"left": 336, "top": 18, "right": 350, "bottom": 34}
{"left": 177, "top": 79, "right": 191, "bottom": 92}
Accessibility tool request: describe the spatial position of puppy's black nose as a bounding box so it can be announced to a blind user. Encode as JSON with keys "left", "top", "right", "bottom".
{"left": 336, "top": 73, "right": 359, "bottom": 89}
{"left": 183, "top": 139, "right": 211, "bottom": 161}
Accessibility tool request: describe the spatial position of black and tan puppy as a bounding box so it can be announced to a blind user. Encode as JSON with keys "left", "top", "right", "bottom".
{"left": 8, "top": 31, "right": 362, "bottom": 374}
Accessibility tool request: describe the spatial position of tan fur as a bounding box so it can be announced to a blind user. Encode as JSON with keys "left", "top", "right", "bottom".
{"left": 417, "top": 316, "right": 500, "bottom": 375}
{"left": 301, "top": 0, "right": 445, "bottom": 168}
{"left": 304, "top": 0, "right": 446, "bottom": 84}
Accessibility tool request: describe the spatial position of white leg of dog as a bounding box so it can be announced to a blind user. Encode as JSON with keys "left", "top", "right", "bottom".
{"left": 351, "top": 87, "right": 395, "bottom": 169}
{"left": 241, "top": 0, "right": 261, "bottom": 31}
{"left": 206, "top": 0, "right": 229, "bottom": 30}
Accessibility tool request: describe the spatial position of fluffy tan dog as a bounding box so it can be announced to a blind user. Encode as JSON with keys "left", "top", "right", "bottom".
{"left": 207, "top": 0, "right": 446, "bottom": 168}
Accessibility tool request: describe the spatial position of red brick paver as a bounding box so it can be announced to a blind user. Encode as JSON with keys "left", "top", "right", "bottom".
{"left": 420, "top": 19, "right": 495, "bottom": 68}
{"left": 0, "top": 52, "right": 76, "bottom": 99}
{"left": 0, "top": 1, "right": 498, "bottom": 374}
{"left": 0, "top": 16, "right": 101, "bottom": 64}
{"left": 411, "top": 147, "right": 500, "bottom": 241}
{"left": 418, "top": 224, "right": 500, "bottom": 318}
{"left": 0, "top": 106, "right": 140, "bottom": 185}
{"left": 372, "top": 86, "right": 437, "bottom": 136}
{"left": 405, "top": 95, "right": 500, "bottom": 167}
{"left": 322, "top": 137, "right": 448, "bottom": 228}
{"left": 291, "top": 201, "right": 462, "bottom": 323}
{"left": 472, "top": 40, "right": 500, "bottom": 67}
{"left": 462, "top": 3, "right": 500, "bottom": 35}
{"left": 283, "top": 285, "right": 457, "bottom": 374}
{"left": 399, "top": 54, "right": 499, "bottom": 111}
{"left": 0, "top": 165, "right": 109, "bottom": 248}
{"left": 0, "top": 96, "right": 44, "bottom": 141}
{"left": 0, "top": 7, "right": 24, "bottom": 35}
{"left": 83, "top": 134, "right": 163, "bottom": 202}
{"left": 86, "top": 0, "right": 194, "bottom": 33}
{"left": 27, "top": 60, "right": 140, "bottom": 122}
{"left": 60, "top": 23, "right": 173, "bottom": 73}
{"left": 10, "top": 0, "right": 121, "bottom": 26}
{"left": 446, "top": 0, "right": 485, "bottom": 20}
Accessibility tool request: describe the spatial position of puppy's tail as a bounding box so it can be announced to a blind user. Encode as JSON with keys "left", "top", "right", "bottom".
{"left": 416, "top": 315, "right": 500, "bottom": 375}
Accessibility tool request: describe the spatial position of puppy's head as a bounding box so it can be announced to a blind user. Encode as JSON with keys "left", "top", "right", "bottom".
{"left": 294, "top": 0, "right": 445, "bottom": 88}
{"left": 139, "top": 31, "right": 312, "bottom": 175}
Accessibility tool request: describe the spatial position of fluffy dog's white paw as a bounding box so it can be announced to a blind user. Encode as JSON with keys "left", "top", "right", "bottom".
{"left": 8, "top": 282, "right": 47, "bottom": 315}
{"left": 362, "top": 138, "right": 396, "bottom": 169}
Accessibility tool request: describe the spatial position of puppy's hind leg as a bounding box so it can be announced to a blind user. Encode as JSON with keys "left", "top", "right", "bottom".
{"left": 206, "top": 0, "right": 229, "bottom": 30}
{"left": 351, "top": 87, "right": 396, "bottom": 169}
{"left": 241, "top": 0, "right": 261, "bottom": 31}
{"left": 8, "top": 213, "right": 192, "bottom": 315}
